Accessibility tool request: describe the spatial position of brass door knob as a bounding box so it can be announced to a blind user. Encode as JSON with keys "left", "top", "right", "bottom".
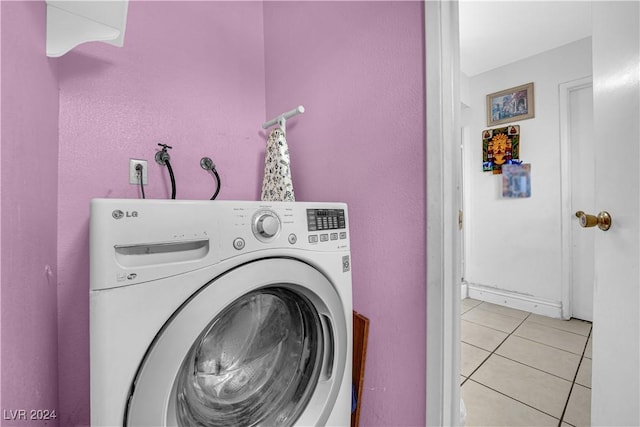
{"left": 575, "top": 210, "right": 612, "bottom": 231}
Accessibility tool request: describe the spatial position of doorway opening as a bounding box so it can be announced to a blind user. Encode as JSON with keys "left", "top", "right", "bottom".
{"left": 456, "top": 3, "right": 594, "bottom": 425}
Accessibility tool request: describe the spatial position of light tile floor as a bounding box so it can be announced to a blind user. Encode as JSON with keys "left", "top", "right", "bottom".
{"left": 461, "top": 298, "right": 592, "bottom": 427}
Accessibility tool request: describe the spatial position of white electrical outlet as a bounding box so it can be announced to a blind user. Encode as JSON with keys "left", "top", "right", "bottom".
{"left": 129, "top": 159, "right": 148, "bottom": 185}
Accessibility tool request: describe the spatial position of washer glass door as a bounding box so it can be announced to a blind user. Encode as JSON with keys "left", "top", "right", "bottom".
{"left": 124, "top": 258, "right": 347, "bottom": 427}
{"left": 175, "top": 287, "right": 321, "bottom": 426}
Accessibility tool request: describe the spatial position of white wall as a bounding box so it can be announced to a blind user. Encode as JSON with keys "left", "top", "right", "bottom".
{"left": 461, "top": 71, "right": 471, "bottom": 108}
{"left": 464, "top": 38, "right": 592, "bottom": 309}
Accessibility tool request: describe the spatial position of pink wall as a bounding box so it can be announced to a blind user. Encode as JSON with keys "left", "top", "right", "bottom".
{"left": 264, "top": 2, "right": 426, "bottom": 425}
{"left": 0, "top": 2, "right": 60, "bottom": 426}
{"left": 56, "top": 2, "right": 266, "bottom": 425}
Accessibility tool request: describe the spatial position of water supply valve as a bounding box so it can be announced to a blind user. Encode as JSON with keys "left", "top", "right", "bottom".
{"left": 155, "top": 143, "right": 173, "bottom": 165}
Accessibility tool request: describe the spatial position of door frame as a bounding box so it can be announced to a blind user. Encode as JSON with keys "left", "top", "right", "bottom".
{"left": 428, "top": 2, "right": 640, "bottom": 425}
{"left": 559, "top": 76, "right": 593, "bottom": 320}
{"left": 424, "top": 1, "right": 461, "bottom": 425}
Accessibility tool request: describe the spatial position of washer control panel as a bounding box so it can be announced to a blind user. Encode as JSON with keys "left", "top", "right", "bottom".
{"left": 306, "top": 209, "right": 346, "bottom": 231}
{"left": 232, "top": 204, "right": 348, "bottom": 249}
{"left": 306, "top": 208, "right": 348, "bottom": 246}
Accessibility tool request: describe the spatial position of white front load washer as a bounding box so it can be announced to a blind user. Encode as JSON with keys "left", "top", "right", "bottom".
{"left": 90, "top": 199, "right": 352, "bottom": 427}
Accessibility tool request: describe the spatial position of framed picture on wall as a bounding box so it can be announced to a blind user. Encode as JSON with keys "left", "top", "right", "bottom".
{"left": 482, "top": 125, "right": 520, "bottom": 174}
{"left": 486, "top": 82, "right": 535, "bottom": 126}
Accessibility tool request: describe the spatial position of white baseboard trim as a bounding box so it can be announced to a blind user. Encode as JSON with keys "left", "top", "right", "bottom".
{"left": 461, "top": 283, "right": 468, "bottom": 300}
{"left": 465, "top": 282, "right": 562, "bottom": 318}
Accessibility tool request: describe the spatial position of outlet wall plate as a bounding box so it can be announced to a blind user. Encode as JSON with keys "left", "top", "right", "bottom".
{"left": 129, "top": 159, "right": 148, "bottom": 185}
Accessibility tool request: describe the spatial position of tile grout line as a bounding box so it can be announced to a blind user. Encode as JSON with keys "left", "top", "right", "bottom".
{"left": 469, "top": 301, "right": 591, "bottom": 338}
{"left": 469, "top": 301, "right": 531, "bottom": 321}
{"left": 525, "top": 318, "right": 592, "bottom": 338}
{"left": 459, "top": 301, "right": 485, "bottom": 386}
{"left": 460, "top": 300, "right": 482, "bottom": 314}
{"left": 464, "top": 311, "right": 532, "bottom": 384}
{"left": 461, "top": 300, "right": 483, "bottom": 315}
{"left": 462, "top": 301, "right": 593, "bottom": 425}
{"left": 466, "top": 378, "right": 561, "bottom": 422}
{"left": 473, "top": 302, "right": 532, "bottom": 319}
{"left": 465, "top": 304, "right": 588, "bottom": 342}
{"left": 462, "top": 313, "right": 589, "bottom": 357}
{"left": 462, "top": 305, "right": 527, "bottom": 334}
{"left": 557, "top": 327, "right": 593, "bottom": 427}
{"left": 464, "top": 305, "right": 532, "bottom": 378}
{"left": 504, "top": 333, "right": 586, "bottom": 357}
{"left": 462, "top": 339, "right": 580, "bottom": 384}
{"left": 463, "top": 329, "right": 586, "bottom": 363}
{"left": 462, "top": 318, "right": 513, "bottom": 335}
{"left": 460, "top": 305, "right": 471, "bottom": 386}
{"left": 507, "top": 314, "right": 591, "bottom": 355}
{"left": 490, "top": 352, "right": 578, "bottom": 384}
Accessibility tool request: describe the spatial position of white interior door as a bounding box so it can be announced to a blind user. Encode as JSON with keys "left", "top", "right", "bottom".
{"left": 569, "top": 82, "right": 594, "bottom": 322}
{"left": 590, "top": 2, "right": 640, "bottom": 425}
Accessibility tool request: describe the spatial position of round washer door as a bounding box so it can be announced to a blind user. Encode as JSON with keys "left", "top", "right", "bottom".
{"left": 125, "top": 258, "right": 347, "bottom": 427}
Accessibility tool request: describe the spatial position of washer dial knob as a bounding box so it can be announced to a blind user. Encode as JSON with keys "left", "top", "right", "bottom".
{"left": 253, "top": 210, "right": 281, "bottom": 241}
{"left": 257, "top": 214, "right": 279, "bottom": 237}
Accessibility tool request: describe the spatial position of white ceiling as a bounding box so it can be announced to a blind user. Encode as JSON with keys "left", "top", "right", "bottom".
{"left": 459, "top": 1, "right": 593, "bottom": 76}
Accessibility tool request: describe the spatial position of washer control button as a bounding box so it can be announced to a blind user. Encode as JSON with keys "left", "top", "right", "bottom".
{"left": 340, "top": 232, "right": 347, "bottom": 239}
{"left": 233, "top": 238, "right": 245, "bottom": 250}
{"left": 252, "top": 210, "right": 282, "bottom": 241}
{"left": 308, "top": 235, "right": 318, "bottom": 243}
{"left": 330, "top": 233, "right": 338, "bottom": 240}
{"left": 320, "top": 234, "right": 329, "bottom": 242}
{"left": 288, "top": 233, "right": 297, "bottom": 244}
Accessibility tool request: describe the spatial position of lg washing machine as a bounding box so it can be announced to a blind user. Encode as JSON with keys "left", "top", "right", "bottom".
{"left": 90, "top": 199, "right": 352, "bottom": 426}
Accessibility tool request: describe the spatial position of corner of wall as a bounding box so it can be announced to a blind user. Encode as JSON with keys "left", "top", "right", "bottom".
{"left": 1, "top": 2, "right": 60, "bottom": 424}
